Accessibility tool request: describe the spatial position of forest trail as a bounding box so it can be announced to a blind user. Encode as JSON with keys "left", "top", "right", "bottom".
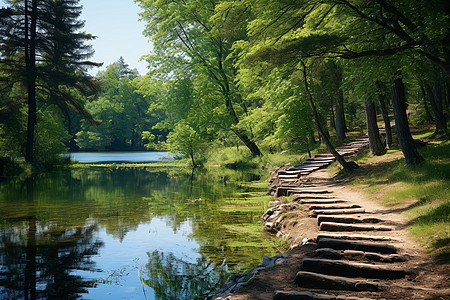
{"left": 214, "top": 137, "right": 449, "bottom": 300}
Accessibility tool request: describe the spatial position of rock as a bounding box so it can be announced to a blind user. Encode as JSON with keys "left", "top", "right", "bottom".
{"left": 259, "top": 254, "right": 288, "bottom": 268}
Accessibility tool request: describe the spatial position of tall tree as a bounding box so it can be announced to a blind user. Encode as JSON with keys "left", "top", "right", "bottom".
{"left": 390, "top": 73, "right": 424, "bottom": 165}
{"left": 137, "top": 0, "right": 262, "bottom": 156}
{"left": 0, "top": 0, "right": 99, "bottom": 163}
{"left": 364, "top": 98, "right": 386, "bottom": 156}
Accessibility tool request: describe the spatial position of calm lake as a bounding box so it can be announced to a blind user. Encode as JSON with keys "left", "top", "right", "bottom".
{"left": 0, "top": 165, "right": 278, "bottom": 299}
{"left": 64, "top": 151, "right": 171, "bottom": 163}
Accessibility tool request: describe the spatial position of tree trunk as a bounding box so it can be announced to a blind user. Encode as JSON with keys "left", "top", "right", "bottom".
{"left": 25, "top": 0, "right": 38, "bottom": 163}
{"left": 330, "top": 105, "right": 336, "bottom": 130}
{"left": 309, "top": 130, "right": 317, "bottom": 144}
{"left": 390, "top": 75, "right": 424, "bottom": 165}
{"left": 425, "top": 81, "right": 447, "bottom": 135}
{"left": 301, "top": 61, "right": 357, "bottom": 171}
{"left": 365, "top": 99, "right": 386, "bottom": 155}
{"left": 420, "top": 81, "right": 435, "bottom": 122}
{"left": 219, "top": 63, "right": 262, "bottom": 157}
{"left": 335, "top": 90, "right": 346, "bottom": 141}
{"left": 376, "top": 82, "right": 393, "bottom": 148}
{"left": 224, "top": 90, "right": 261, "bottom": 156}
{"left": 231, "top": 128, "right": 262, "bottom": 157}
{"left": 305, "top": 137, "right": 311, "bottom": 158}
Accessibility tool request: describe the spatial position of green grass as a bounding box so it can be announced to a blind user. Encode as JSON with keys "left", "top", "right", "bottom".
{"left": 343, "top": 133, "right": 449, "bottom": 262}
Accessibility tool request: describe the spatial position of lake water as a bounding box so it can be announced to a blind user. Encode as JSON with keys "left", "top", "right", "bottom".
{"left": 65, "top": 151, "right": 172, "bottom": 163}
{"left": 0, "top": 167, "right": 277, "bottom": 299}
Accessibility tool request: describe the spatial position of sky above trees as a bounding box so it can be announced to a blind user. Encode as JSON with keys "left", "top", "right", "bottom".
{"left": 0, "top": 0, "right": 152, "bottom": 75}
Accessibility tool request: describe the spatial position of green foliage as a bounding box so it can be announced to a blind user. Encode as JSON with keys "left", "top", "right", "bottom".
{"left": 141, "top": 131, "right": 156, "bottom": 150}
{"left": 0, "top": 105, "right": 70, "bottom": 166}
{"left": 76, "top": 59, "right": 167, "bottom": 151}
{"left": 166, "top": 123, "right": 205, "bottom": 166}
{"left": 0, "top": 156, "right": 23, "bottom": 178}
{"left": 34, "top": 107, "right": 71, "bottom": 165}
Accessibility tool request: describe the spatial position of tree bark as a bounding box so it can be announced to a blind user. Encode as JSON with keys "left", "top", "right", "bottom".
{"left": 335, "top": 90, "right": 346, "bottom": 141}
{"left": 231, "top": 128, "right": 262, "bottom": 157}
{"left": 419, "top": 81, "right": 435, "bottom": 122}
{"left": 390, "top": 75, "right": 424, "bottom": 165}
{"left": 330, "top": 104, "right": 336, "bottom": 130}
{"left": 365, "top": 99, "right": 386, "bottom": 155}
{"left": 25, "top": 0, "right": 38, "bottom": 163}
{"left": 376, "top": 82, "right": 393, "bottom": 148}
{"left": 301, "top": 61, "right": 357, "bottom": 171}
{"left": 425, "top": 81, "right": 447, "bottom": 135}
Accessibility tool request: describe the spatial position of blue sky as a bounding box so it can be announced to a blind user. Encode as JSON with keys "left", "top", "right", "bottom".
{"left": 0, "top": 0, "right": 152, "bottom": 76}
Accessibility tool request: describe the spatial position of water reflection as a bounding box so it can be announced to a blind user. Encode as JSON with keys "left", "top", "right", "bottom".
{"left": 142, "top": 251, "right": 228, "bottom": 300}
{"left": 0, "top": 216, "right": 103, "bottom": 299}
{"left": 0, "top": 167, "right": 275, "bottom": 299}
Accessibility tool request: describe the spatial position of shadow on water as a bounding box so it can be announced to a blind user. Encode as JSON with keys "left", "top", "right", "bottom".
{"left": 0, "top": 167, "right": 275, "bottom": 299}
{"left": 0, "top": 176, "right": 103, "bottom": 299}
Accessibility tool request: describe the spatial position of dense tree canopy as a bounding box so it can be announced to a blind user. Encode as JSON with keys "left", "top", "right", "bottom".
{"left": 1, "top": 0, "right": 448, "bottom": 167}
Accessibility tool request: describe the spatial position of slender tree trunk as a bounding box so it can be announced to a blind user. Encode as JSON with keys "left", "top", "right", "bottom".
{"left": 425, "top": 83, "right": 447, "bottom": 135}
{"left": 420, "top": 81, "right": 434, "bottom": 122}
{"left": 335, "top": 90, "right": 346, "bottom": 141}
{"left": 218, "top": 58, "right": 262, "bottom": 157}
{"left": 365, "top": 98, "right": 386, "bottom": 155}
{"left": 306, "top": 137, "right": 311, "bottom": 158}
{"left": 309, "top": 130, "right": 317, "bottom": 144}
{"left": 25, "top": 0, "right": 38, "bottom": 163}
{"left": 301, "top": 61, "right": 357, "bottom": 171}
{"left": 390, "top": 74, "right": 424, "bottom": 165}
{"left": 223, "top": 92, "right": 262, "bottom": 156}
{"left": 376, "top": 82, "right": 393, "bottom": 148}
{"left": 190, "top": 152, "right": 196, "bottom": 167}
{"left": 429, "top": 80, "right": 447, "bottom": 135}
{"left": 330, "top": 105, "right": 336, "bottom": 130}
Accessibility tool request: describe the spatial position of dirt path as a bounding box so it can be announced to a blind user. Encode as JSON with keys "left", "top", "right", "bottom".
{"left": 213, "top": 139, "right": 449, "bottom": 300}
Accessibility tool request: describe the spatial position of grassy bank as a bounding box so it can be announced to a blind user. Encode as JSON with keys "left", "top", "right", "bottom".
{"left": 331, "top": 131, "right": 449, "bottom": 262}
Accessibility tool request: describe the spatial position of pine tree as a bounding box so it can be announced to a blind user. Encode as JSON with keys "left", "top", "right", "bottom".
{"left": 0, "top": 0, "right": 100, "bottom": 163}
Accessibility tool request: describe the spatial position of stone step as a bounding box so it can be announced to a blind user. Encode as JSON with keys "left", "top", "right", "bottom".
{"left": 314, "top": 248, "right": 408, "bottom": 263}
{"left": 278, "top": 170, "right": 304, "bottom": 175}
{"left": 302, "top": 161, "right": 331, "bottom": 166}
{"left": 291, "top": 189, "right": 332, "bottom": 194}
{"left": 300, "top": 258, "right": 410, "bottom": 279}
{"left": 273, "top": 290, "right": 375, "bottom": 300}
{"left": 314, "top": 153, "right": 334, "bottom": 158}
{"left": 306, "top": 158, "right": 335, "bottom": 163}
{"left": 317, "top": 238, "right": 398, "bottom": 254}
{"left": 295, "top": 271, "right": 382, "bottom": 291}
{"left": 294, "top": 194, "right": 338, "bottom": 200}
{"left": 275, "top": 186, "right": 301, "bottom": 197}
{"left": 319, "top": 222, "right": 393, "bottom": 232}
{"left": 278, "top": 174, "right": 300, "bottom": 179}
{"left": 309, "top": 204, "right": 361, "bottom": 211}
{"left": 317, "top": 233, "right": 395, "bottom": 242}
{"left": 289, "top": 166, "right": 321, "bottom": 172}
{"left": 311, "top": 208, "right": 365, "bottom": 216}
{"left": 300, "top": 199, "right": 348, "bottom": 205}
{"left": 317, "top": 215, "right": 384, "bottom": 225}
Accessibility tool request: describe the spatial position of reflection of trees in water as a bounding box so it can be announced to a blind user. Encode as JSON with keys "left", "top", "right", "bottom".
{"left": 0, "top": 219, "right": 103, "bottom": 299}
{"left": 142, "top": 251, "right": 228, "bottom": 300}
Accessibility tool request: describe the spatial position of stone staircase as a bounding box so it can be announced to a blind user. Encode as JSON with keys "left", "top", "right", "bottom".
{"left": 214, "top": 133, "right": 447, "bottom": 299}
{"left": 269, "top": 137, "right": 369, "bottom": 198}
{"left": 268, "top": 136, "right": 431, "bottom": 299}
